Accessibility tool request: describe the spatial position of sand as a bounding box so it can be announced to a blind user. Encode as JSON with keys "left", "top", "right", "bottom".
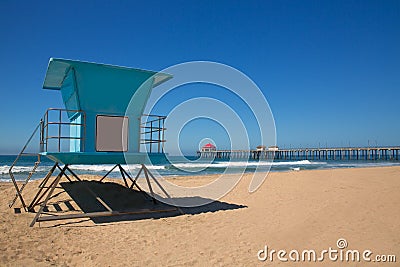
{"left": 1, "top": 166, "right": 399, "bottom": 266}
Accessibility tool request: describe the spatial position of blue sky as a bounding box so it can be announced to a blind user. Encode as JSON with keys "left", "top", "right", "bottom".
{"left": 0, "top": 0, "right": 399, "bottom": 154}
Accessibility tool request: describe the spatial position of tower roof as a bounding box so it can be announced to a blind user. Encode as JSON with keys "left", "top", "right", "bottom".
{"left": 42, "top": 58, "right": 172, "bottom": 117}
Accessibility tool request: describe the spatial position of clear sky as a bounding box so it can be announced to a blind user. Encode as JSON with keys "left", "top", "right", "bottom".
{"left": 0, "top": 0, "right": 399, "bottom": 155}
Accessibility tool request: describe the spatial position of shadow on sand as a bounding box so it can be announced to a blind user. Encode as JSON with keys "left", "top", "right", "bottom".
{"left": 60, "top": 180, "right": 247, "bottom": 224}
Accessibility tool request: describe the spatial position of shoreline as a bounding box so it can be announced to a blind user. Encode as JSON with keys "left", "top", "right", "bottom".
{"left": 2, "top": 161, "right": 400, "bottom": 183}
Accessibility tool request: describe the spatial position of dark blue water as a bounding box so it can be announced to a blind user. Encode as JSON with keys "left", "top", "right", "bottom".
{"left": 1, "top": 155, "right": 399, "bottom": 182}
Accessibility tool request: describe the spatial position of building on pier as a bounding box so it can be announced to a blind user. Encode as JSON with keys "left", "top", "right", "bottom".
{"left": 256, "top": 145, "right": 266, "bottom": 151}
{"left": 268, "top": 146, "right": 279, "bottom": 151}
{"left": 201, "top": 143, "right": 217, "bottom": 152}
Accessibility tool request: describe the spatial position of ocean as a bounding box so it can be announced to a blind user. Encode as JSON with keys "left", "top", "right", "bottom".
{"left": 1, "top": 155, "right": 400, "bottom": 182}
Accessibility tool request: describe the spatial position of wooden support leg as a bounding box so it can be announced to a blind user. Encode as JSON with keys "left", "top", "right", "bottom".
{"left": 142, "top": 165, "right": 184, "bottom": 215}
{"left": 121, "top": 166, "right": 146, "bottom": 192}
{"left": 28, "top": 163, "right": 58, "bottom": 211}
{"left": 56, "top": 164, "right": 72, "bottom": 182}
{"left": 64, "top": 166, "right": 81, "bottom": 182}
{"left": 119, "top": 166, "right": 150, "bottom": 201}
{"left": 30, "top": 163, "right": 77, "bottom": 210}
{"left": 38, "top": 163, "right": 58, "bottom": 188}
{"left": 99, "top": 164, "right": 119, "bottom": 182}
{"left": 29, "top": 165, "right": 68, "bottom": 227}
{"left": 118, "top": 164, "right": 129, "bottom": 188}
{"left": 143, "top": 165, "right": 171, "bottom": 198}
{"left": 129, "top": 167, "right": 143, "bottom": 189}
{"left": 142, "top": 164, "right": 156, "bottom": 203}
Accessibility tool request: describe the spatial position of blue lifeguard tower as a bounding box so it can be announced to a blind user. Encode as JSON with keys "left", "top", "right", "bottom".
{"left": 9, "top": 58, "right": 179, "bottom": 226}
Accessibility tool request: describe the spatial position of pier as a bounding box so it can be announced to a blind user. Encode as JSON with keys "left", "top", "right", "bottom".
{"left": 197, "top": 147, "right": 400, "bottom": 161}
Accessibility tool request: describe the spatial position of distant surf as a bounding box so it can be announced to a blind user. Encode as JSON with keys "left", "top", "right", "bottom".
{"left": 1, "top": 155, "right": 400, "bottom": 182}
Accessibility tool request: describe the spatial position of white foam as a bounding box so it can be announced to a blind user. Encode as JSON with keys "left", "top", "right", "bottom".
{"left": 0, "top": 165, "right": 56, "bottom": 175}
{"left": 69, "top": 164, "right": 120, "bottom": 172}
{"left": 143, "top": 165, "right": 166, "bottom": 170}
{"left": 272, "top": 160, "right": 325, "bottom": 166}
{"left": 68, "top": 164, "right": 166, "bottom": 172}
{"left": 0, "top": 165, "right": 10, "bottom": 175}
{"left": 0, "top": 165, "right": 44, "bottom": 175}
{"left": 0, "top": 163, "right": 167, "bottom": 176}
{"left": 171, "top": 160, "right": 325, "bottom": 169}
{"left": 1, "top": 160, "right": 324, "bottom": 175}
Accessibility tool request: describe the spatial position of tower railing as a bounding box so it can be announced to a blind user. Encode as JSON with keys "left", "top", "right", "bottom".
{"left": 140, "top": 114, "right": 166, "bottom": 153}
{"left": 40, "top": 108, "right": 86, "bottom": 152}
{"left": 8, "top": 108, "right": 86, "bottom": 210}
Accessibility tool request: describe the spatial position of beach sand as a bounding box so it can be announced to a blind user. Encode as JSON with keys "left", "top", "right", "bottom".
{"left": 1, "top": 166, "right": 399, "bottom": 266}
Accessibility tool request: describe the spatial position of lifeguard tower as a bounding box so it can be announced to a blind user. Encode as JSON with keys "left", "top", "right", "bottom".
{"left": 9, "top": 58, "right": 179, "bottom": 226}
